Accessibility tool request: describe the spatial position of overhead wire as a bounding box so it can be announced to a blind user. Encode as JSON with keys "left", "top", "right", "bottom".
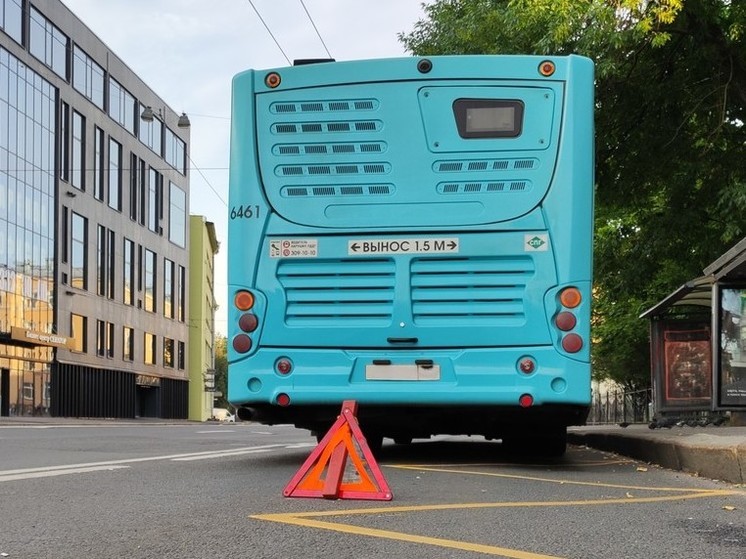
{"left": 245, "top": 0, "right": 292, "bottom": 65}
{"left": 299, "top": 0, "right": 333, "bottom": 59}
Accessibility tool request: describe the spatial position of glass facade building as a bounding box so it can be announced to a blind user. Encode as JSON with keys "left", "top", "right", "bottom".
{"left": 0, "top": 0, "right": 190, "bottom": 419}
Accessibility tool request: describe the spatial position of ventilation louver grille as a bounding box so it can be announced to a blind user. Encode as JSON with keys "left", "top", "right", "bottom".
{"left": 276, "top": 162, "right": 391, "bottom": 177}
{"left": 437, "top": 181, "right": 531, "bottom": 194}
{"left": 434, "top": 159, "right": 538, "bottom": 173}
{"left": 410, "top": 256, "right": 534, "bottom": 325}
{"left": 277, "top": 258, "right": 395, "bottom": 326}
{"left": 271, "top": 99, "right": 379, "bottom": 113}
{"left": 281, "top": 184, "right": 394, "bottom": 197}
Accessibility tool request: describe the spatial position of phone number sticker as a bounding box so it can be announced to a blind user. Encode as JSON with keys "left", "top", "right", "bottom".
{"left": 269, "top": 239, "right": 318, "bottom": 258}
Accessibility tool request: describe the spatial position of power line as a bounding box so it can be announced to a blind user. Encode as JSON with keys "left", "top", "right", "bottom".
{"left": 188, "top": 153, "right": 227, "bottom": 207}
{"left": 245, "top": 0, "right": 292, "bottom": 65}
{"left": 299, "top": 0, "right": 333, "bottom": 59}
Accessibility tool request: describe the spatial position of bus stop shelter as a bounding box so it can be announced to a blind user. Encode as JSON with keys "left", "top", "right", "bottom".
{"left": 640, "top": 237, "right": 746, "bottom": 419}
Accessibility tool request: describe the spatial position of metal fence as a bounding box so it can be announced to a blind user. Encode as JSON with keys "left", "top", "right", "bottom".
{"left": 587, "top": 388, "right": 652, "bottom": 425}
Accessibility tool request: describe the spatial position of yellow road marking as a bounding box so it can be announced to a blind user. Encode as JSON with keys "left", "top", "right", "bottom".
{"left": 252, "top": 459, "right": 743, "bottom": 558}
{"left": 254, "top": 512, "right": 566, "bottom": 559}
{"left": 389, "top": 464, "right": 724, "bottom": 493}
{"left": 252, "top": 490, "right": 736, "bottom": 558}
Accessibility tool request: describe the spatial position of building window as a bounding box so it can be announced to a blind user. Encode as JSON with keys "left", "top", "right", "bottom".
{"left": 144, "top": 249, "right": 156, "bottom": 312}
{"left": 97, "top": 225, "right": 105, "bottom": 296}
{"left": 130, "top": 155, "right": 145, "bottom": 222}
{"left": 0, "top": 0, "right": 22, "bottom": 43}
{"left": 71, "top": 313, "right": 87, "bottom": 353}
{"left": 29, "top": 7, "right": 68, "bottom": 79}
{"left": 96, "top": 320, "right": 114, "bottom": 358}
{"left": 73, "top": 45, "right": 105, "bottom": 109}
{"left": 93, "top": 127, "right": 105, "bottom": 200}
{"left": 168, "top": 183, "right": 186, "bottom": 247}
{"left": 71, "top": 111, "right": 85, "bottom": 190}
{"left": 108, "top": 78, "right": 136, "bottom": 134}
{"left": 163, "top": 337, "right": 174, "bottom": 368}
{"left": 144, "top": 332, "right": 156, "bottom": 365}
{"left": 71, "top": 212, "right": 87, "bottom": 290}
{"left": 165, "top": 127, "right": 186, "bottom": 174}
{"left": 97, "top": 226, "right": 115, "bottom": 298}
{"left": 108, "top": 138, "right": 122, "bottom": 211}
{"left": 164, "top": 258, "right": 174, "bottom": 318}
{"left": 123, "top": 326, "right": 134, "bottom": 361}
{"left": 148, "top": 168, "right": 162, "bottom": 233}
{"left": 178, "top": 265, "right": 186, "bottom": 322}
{"left": 178, "top": 341, "right": 185, "bottom": 370}
{"left": 123, "top": 238, "right": 135, "bottom": 306}
{"left": 138, "top": 103, "right": 162, "bottom": 155}
{"left": 59, "top": 102, "right": 69, "bottom": 182}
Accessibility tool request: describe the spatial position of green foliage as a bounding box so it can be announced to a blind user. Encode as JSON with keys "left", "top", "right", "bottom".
{"left": 213, "top": 335, "right": 228, "bottom": 409}
{"left": 401, "top": 0, "right": 746, "bottom": 389}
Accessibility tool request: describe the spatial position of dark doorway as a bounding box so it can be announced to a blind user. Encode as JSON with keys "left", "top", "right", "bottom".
{"left": 1, "top": 368, "right": 9, "bottom": 416}
{"left": 136, "top": 385, "right": 160, "bottom": 418}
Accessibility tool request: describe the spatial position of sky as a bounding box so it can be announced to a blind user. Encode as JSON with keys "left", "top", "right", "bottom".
{"left": 61, "top": 0, "right": 428, "bottom": 335}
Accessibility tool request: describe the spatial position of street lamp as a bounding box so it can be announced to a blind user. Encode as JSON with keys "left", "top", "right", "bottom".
{"left": 140, "top": 105, "right": 190, "bottom": 128}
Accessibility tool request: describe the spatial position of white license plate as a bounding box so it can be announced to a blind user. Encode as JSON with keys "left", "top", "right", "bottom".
{"left": 365, "top": 364, "right": 440, "bottom": 381}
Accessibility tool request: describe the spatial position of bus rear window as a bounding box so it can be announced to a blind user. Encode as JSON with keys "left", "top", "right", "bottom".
{"left": 453, "top": 99, "right": 524, "bottom": 138}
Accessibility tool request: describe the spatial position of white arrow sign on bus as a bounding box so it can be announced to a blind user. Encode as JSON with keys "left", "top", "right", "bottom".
{"left": 348, "top": 238, "right": 459, "bottom": 255}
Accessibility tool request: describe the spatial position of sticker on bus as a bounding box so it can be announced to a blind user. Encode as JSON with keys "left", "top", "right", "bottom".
{"left": 269, "top": 239, "right": 318, "bottom": 258}
{"left": 348, "top": 238, "right": 459, "bottom": 255}
{"left": 524, "top": 234, "right": 549, "bottom": 252}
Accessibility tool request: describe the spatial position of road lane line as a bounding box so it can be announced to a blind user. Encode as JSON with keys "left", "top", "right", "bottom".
{"left": 0, "top": 443, "right": 300, "bottom": 476}
{"left": 0, "top": 465, "right": 130, "bottom": 482}
{"left": 172, "top": 448, "right": 275, "bottom": 461}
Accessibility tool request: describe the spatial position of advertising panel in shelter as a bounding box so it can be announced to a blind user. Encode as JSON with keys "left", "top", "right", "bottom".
{"left": 719, "top": 287, "right": 746, "bottom": 407}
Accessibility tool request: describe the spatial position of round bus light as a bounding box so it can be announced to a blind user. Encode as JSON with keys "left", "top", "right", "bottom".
{"left": 276, "top": 393, "right": 291, "bottom": 407}
{"left": 232, "top": 334, "right": 252, "bottom": 354}
{"left": 239, "top": 313, "right": 258, "bottom": 333}
{"left": 519, "top": 394, "right": 534, "bottom": 408}
{"left": 518, "top": 357, "right": 536, "bottom": 374}
{"left": 559, "top": 287, "right": 582, "bottom": 309}
{"left": 234, "top": 290, "right": 255, "bottom": 311}
{"left": 265, "top": 72, "right": 281, "bottom": 88}
{"left": 555, "top": 311, "right": 577, "bottom": 331}
{"left": 539, "top": 60, "right": 555, "bottom": 77}
{"left": 561, "top": 333, "right": 583, "bottom": 353}
{"left": 275, "top": 358, "right": 293, "bottom": 375}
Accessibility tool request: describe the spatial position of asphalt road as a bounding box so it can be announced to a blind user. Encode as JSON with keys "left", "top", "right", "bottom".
{"left": 1, "top": 422, "right": 744, "bottom": 559}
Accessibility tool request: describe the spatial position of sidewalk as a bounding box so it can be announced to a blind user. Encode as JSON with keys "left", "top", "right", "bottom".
{"left": 568, "top": 424, "right": 746, "bottom": 484}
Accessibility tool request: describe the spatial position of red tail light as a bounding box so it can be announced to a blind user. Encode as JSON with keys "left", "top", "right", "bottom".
{"left": 232, "top": 334, "right": 252, "bottom": 353}
{"left": 519, "top": 394, "right": 534, "bottom": 408}
{"left": 239, "top": 313, "right": 258, "bottom": 333}
{"left": 275, "top": 358, "right": 292, "bottom": 375}
{"left": 555, "top": 311, "right": 577, "bottom": 331}
{"left": 561, "top": 333, "right": 583, "bottom": 353}
{"left": 518, "top": 357, "right": 536, "bottom": 374}
{"left": 276, "top": 393, "right": 291, "bottom": 406}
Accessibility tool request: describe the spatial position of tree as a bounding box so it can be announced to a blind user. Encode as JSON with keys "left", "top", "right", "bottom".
{"left": 213, "top": 335, "right": 229, "bottom": 409}
{"left": 400, "top": 0, "right": 746, "bottom": 389}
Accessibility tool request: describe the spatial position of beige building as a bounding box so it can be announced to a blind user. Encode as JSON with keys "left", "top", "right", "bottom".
{"left": 188, "top": 216, "right": 220, "bottom": 421}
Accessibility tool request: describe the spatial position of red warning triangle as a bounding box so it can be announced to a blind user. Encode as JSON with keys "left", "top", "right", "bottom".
{"left": 283, "top": 400, "right": 393, "bottom": 501}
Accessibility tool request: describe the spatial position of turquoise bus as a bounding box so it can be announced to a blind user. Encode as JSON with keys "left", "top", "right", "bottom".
{"left": 227, "top": 55, "right": 594, "bottom": 456}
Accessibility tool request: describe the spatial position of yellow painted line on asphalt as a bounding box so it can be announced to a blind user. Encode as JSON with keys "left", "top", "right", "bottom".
{"left": 252, "top": 455, "right": 743, "bottom": 559}
{"left": 252, "top": 490, "right": 735, "bottom": 559}
{"left": 388, "top": 464, "right": 724, "bottom": 493}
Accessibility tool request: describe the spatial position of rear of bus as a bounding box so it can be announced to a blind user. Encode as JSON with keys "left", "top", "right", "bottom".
{"left": 227, "top": 55, "right": 594, "bottom": 454}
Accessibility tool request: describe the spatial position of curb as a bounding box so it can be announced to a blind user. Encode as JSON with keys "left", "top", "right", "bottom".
{"left": 568, "top": 431, "right": 746, "bottom": 484}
